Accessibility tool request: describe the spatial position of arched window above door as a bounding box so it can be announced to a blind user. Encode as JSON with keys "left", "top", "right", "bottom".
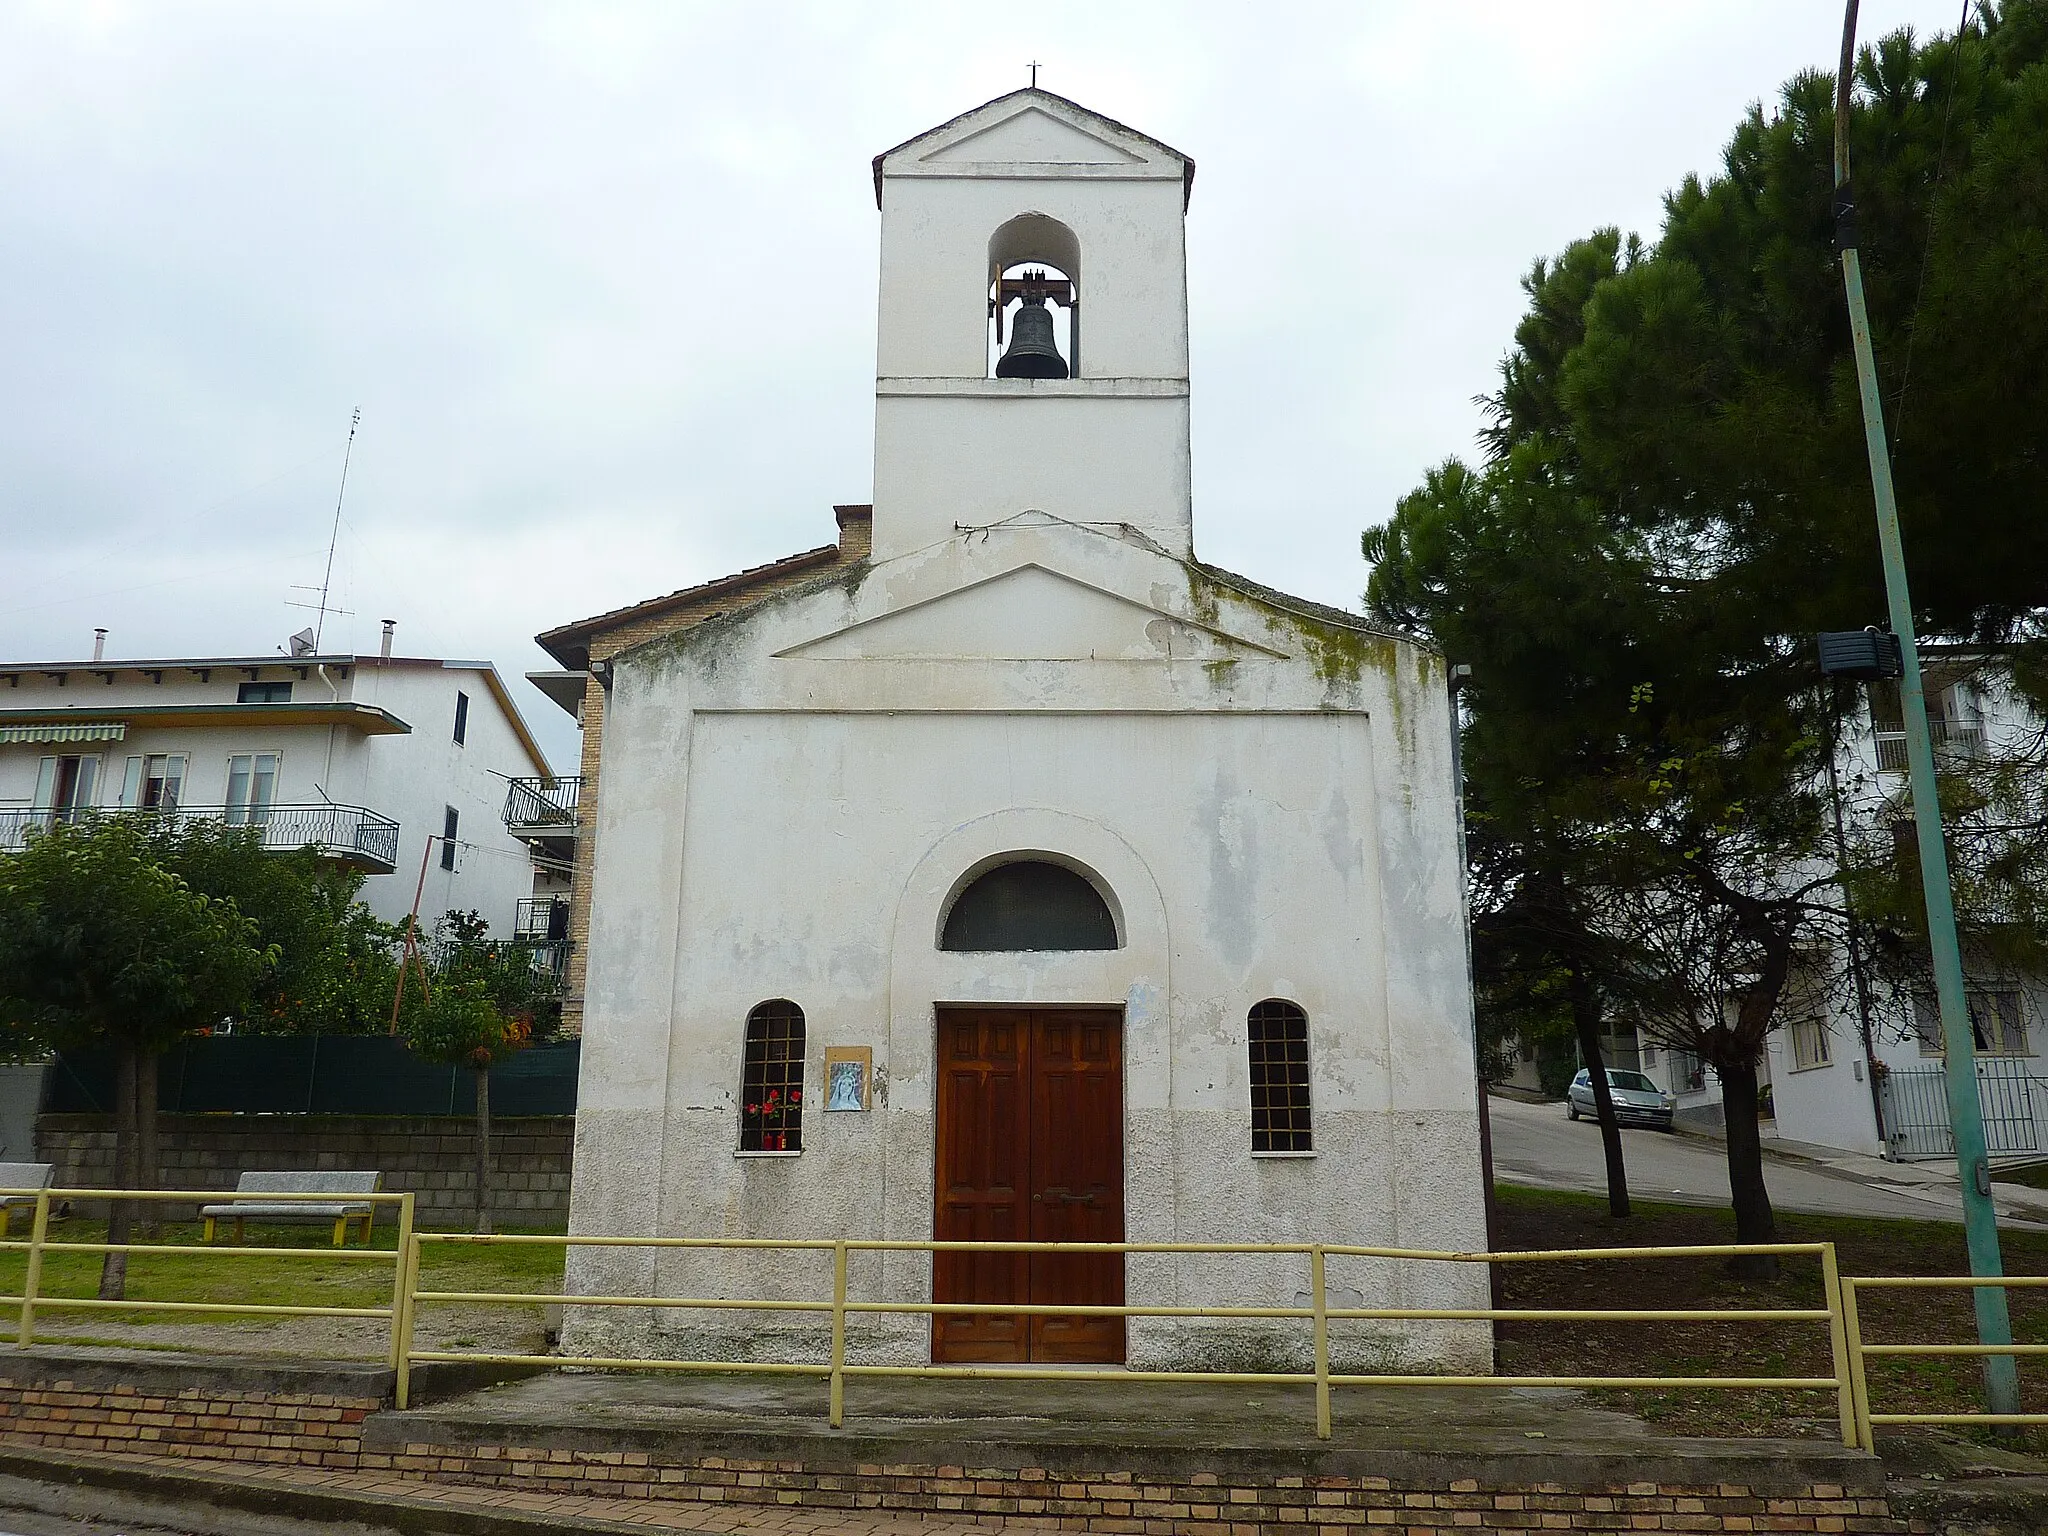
{"left": 940, "top": 860, "right": 1118, "bottom": 952}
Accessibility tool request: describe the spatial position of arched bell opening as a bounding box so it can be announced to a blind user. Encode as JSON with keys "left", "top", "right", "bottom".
{"left": 988, "top": 213, "right": 1080, "bottom": 379}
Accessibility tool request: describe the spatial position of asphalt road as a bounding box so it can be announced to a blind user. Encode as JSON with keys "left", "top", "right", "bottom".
{"left": 1486, "top": 1091, "right": 2042, "bottom": 1226}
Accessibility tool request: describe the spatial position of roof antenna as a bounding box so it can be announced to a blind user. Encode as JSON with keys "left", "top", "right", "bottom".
{"left": 315, "top": 407, "right": 360, "bottom": 652}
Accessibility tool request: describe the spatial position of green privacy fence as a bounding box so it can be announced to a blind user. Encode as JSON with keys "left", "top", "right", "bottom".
{"left": 47, "top": 1036, "right": 581, "bottom": 1118}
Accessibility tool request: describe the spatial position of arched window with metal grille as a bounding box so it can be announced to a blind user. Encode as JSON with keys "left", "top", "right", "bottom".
{"left": 739, "top": 1000, "right": 806, "bottom": 1152}
{"left": 1248, "top": 999, "right": 1312, "bottom": 1153}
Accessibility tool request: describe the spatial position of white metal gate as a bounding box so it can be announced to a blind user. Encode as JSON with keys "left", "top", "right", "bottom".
{"left": 1881, "top": 1056, "right": 2043, "bottom": 1160}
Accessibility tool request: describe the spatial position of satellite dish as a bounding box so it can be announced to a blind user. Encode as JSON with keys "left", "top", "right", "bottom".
{"left": 288, "top": 628, "right": 317, "bottom": 657}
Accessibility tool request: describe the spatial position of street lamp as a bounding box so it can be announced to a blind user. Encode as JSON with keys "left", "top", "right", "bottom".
{"left": 1830, "top": 0, "right": 2017, "bottom": 1416}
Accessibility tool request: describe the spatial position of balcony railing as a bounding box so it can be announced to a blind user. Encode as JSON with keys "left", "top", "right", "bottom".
{"left": 515, "top": 896, "right": 572, "bottom": 943}
{"left": 502, "top": 776, "right": 580, "bottom": 829}
{"left": 0, "top": 803, "right": 401, "bottom": 871}
{"left": 429, "top": 928, "right": 571, "bottom": 993}
{"left": 526, "top": 938, "right": 572, "bottom": 987}
{"left": 1875, "top": 716, "right": 1984, "bottom": 773}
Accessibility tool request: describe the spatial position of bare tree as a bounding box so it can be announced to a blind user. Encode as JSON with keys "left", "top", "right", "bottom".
{"left": 1591, "top": 858, "right": 1848, "bottom": 1275}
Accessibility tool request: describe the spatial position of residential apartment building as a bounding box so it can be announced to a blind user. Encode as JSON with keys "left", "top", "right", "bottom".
{"left": 1760, "top": 658, "right": 2046, "bottom": 1161}
{"left": 1528, "top": 657, "right": 2048, "bottom": 1164}
{"left": 0, "top": 634, "right": 556, "bottom": 938}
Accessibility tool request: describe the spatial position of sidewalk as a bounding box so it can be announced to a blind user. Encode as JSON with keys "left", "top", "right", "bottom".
{"left": 1487, "top": 1092, "right": 2048, "bottom": 1226}
{"left": 1755, "top": 1126, "right": 2048, "bottom": 1224}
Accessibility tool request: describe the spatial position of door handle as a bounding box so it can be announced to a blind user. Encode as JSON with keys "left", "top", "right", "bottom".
{"left": 1032, "top": 1191, "right": 1096, "bottom": 1205}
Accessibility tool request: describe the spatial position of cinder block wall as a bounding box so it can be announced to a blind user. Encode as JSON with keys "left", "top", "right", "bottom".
{"left": 34, "top": 1114, "right": 574, "bottom": 1229}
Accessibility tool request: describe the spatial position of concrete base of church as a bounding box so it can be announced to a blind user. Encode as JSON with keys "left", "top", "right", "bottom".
{"left": 556, "top": 1315, "right": 1495, "bottom": 1378}
{"left": 560, "top": 1103, "right": 1492, "bottom": 1375}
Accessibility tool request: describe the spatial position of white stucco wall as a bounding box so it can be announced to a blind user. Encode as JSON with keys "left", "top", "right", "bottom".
{"left": 1763, "top": 1022, "right": 1882, "bottom": 1156}
{"left": 350, "top": 662, "right": 545, "bottom": 933}
{"left": 565, "top": 520, "right": 1490, "bottom": 1372}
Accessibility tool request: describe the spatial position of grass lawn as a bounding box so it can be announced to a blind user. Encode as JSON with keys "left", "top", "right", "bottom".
{"left": 1494, "top": 1183, "right": 2048, "bottom": 1440}
{"left": 0, "top": 1217, "right": 566, "bottom": 1357}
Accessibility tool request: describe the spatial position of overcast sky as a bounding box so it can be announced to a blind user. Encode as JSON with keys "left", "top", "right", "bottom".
{"left": 0, "top": 1, "right": 1962, "bottom": 768}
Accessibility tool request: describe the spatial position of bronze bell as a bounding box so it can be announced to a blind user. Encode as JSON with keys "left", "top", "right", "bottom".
{"left": 996, "top": 295, "right": 1069, "bottom": 379}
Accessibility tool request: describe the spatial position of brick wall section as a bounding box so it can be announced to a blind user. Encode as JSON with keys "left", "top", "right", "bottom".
{"left": 0, "top": 1357, "right": 1913, "bottom": 1536}
{"left": 34, "top": 1114, "right": 574, "bottom": 1228}
{"left": 0, "top": 1378, "right": 377, "bottom": 1471}
{"left": 348, "top": 1449, "right": 1911, "bottom": 1536}
{"left": 556, "top": 504, "right": 872, "bottom": 1034}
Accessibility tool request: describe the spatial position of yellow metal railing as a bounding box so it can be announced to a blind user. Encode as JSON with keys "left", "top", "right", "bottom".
{"left": 0, "top": 1186, "right": 416, "bottom": 1368}
{"left": 40, "top": 1184, "right": 2048, "bottom": 1453}
{"left": 1843, "top": 1274, "right": 2046, "bottom": 1450}
{"left": 400, "top": 1232, "right": 1856, "bottom": 1443}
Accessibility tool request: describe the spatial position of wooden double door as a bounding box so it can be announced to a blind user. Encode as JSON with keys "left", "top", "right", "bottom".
{"left": 932, "top": 1007, "right": 1125, "bottom": 1363}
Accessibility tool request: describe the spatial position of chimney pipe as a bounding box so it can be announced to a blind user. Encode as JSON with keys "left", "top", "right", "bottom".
{"left": 92, "top": 628, "right": 107, "bottom": 662}
{"left": 380, "top": 619, "right": 396, "bottom": 660}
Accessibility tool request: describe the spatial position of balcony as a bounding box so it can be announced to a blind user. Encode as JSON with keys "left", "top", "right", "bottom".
{"left": 1875, "top": 716, "right": 1984, "bottom": 773}
{"left": 0, "top": 803, "right": 401, "bottom": 873}
{"left": 514, "top": 897, "right": 573, "bottom": 990}
{"left": 515, "top": 895, "right": 572, "bottom": 942}
{"left": 503, "top": 777, "right": 580, "bottom": 870}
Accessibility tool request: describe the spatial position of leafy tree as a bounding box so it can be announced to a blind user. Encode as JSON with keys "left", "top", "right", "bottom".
{"left": 1366, "top": 5, "right": 2048, "bottom": 1261}
{"left": 1366, "top": 442, "right": 1665, "bottom": 1218}
{"left": 400, "top": 912, "right": 547, "bottom": 1233}
{"left": 0, "top": 820, "right": 268, "bottom": 1296}
{"left": 145, "top": 821, "right": 403, "bottom": 1035}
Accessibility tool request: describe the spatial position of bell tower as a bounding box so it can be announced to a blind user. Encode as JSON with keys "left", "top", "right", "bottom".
{"left": 869, "top": 89, "right": 1195, "bottom": 562}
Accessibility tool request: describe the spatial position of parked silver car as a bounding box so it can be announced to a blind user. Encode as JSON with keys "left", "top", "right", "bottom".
{"left": 1566, "top": 1067, "right": 1676, "bottom": 1130}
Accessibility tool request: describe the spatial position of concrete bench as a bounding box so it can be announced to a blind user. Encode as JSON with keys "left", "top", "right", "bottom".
{"left": 0, "top": 1163, "right": 53, "bottom": 1236}
{"left": 200, "top": 1171, "right": 382, "bottom": 1247}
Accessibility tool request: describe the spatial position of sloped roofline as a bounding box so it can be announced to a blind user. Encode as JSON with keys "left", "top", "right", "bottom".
{"left": 597, "top": 543, "right": 1427, "bottom": 678}
{"left": 535, "top": 543, "right": 843, "bottom": 671}
{"left": 871, "top": 87, "right": 1195, "bottom": 209}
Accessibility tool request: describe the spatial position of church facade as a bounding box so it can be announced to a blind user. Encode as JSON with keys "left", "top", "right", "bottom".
{"left": 562, "top": 89, "right": 1490, "bottom": 1372}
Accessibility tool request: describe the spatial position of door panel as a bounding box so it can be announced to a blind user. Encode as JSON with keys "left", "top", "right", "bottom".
{"left": 1027, "top": 1013, "right": 1126, "bottom": 1361}
{"left": 933, "top": 1014, "right": 1030, "bottom": 1361}
{"left": 933, "top": 1008, "right": 1124, "bottom": 1363}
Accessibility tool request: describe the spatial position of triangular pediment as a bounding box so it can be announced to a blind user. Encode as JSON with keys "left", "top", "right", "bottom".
{"left": 874, "top": 90, "right": 1191, "bottom": 205}
{"left": 777, "top": 565, "right": 1286, "bottom": 663}
{"left": 920, "top": 107, "right": 1146, "bottom": 166}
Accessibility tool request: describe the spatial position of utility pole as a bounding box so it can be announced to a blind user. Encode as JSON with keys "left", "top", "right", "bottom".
{"left": 1832, "top": 0, "right": 2017, "bottom": 1416}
